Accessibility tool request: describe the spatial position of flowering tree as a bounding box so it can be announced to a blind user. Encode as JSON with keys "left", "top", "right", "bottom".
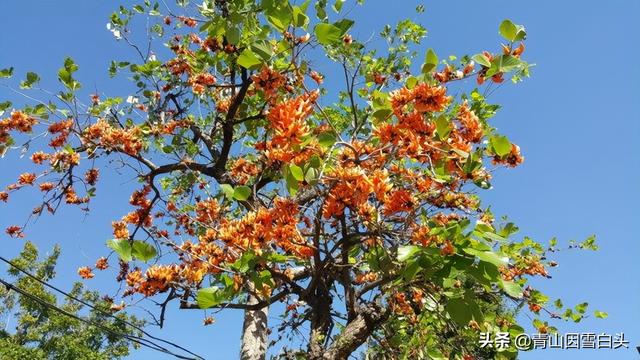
{"left": 0, "top": 1, "right": 601, "bottom": 359}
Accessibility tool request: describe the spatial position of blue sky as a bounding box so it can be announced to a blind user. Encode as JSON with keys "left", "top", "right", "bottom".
{"left": 0, "top": 1, "right": 638, "bottom": 359}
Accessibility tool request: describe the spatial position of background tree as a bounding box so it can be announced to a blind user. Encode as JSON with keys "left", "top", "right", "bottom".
{"left": 0, "top": 1, "right": 602, "bottom": 359}
{"left": 0, "top": 241, "right": 143, "bottom": 360}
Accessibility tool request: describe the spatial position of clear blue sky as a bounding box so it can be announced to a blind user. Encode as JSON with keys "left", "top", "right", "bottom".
{"left": 0, "top": 1, "right": 638, "bottom": 359}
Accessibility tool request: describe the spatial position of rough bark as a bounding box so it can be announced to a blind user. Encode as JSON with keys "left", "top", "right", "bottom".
{"left": 322, "top": 304, "right": 389, "bottom": 360}
{"left": 308, "top": 279, "right": 334, "bottom": 359}
{"left": 240, "top": 293, "right": 269, "bottom": 360}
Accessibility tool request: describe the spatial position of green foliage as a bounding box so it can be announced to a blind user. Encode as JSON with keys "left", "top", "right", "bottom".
{"left": 0, "top": 242, "right": 142, "bottom": 359}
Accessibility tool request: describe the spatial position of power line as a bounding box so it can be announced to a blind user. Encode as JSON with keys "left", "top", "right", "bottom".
{"left": 0, "top": 277, "right": 199, "bottom": 359}
{"left": 0, "top": 256, "right": 204, "bottom": 360}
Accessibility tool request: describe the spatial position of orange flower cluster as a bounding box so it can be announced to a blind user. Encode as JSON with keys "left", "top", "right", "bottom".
{"left": 493, "top": 144, "right": 524, "bottom": 167}
{"left": 355, "top": 272, "right": 379, "bottom": 284}
{"left": 95, "top": 257, "right": 109, "bottom": 270}
{"left": 5, "top": 225, "right": 24, "bottom": 238}
{"left": 251, "top": 66, "right": 286, "bottom": 101}
{"left": 17, "top": 173, "right": 37, "bottom": 186}
{"left": 0, "top": 191, "right": 8, "bottom": 202}
{"left": 0, "top": 111, "right": 38, "bottom": 144}
{"left": 84, "top": 168, "right": 99, "bottom": 185}
{"left": 323, "top": 167, "right": 374, "bottom": 219}
{"left": 177, "top": 16, "right": 197, "bottom": 27}
{"left": 390, "top": 83, "right": 450, "bottom": 118}
{"left": 31, "top": 151, "right": 50, "bottom": 165}
{"left": 229, "top": 158, "right": 259, "bottom": 185}
{"left": 121, "top": 186, "right": 153, "bottom": 229}
{"left": 189, "top": 72, "right": 216, "bottom": 94}
{"left": 64, "top": 186, "right": 89, "bottom": 205}
{"left": 217, "top": 198, "right": 314, "bottom": 258}
{"left": 47, "top": 119, "right": 74, "bottom": 148}
{"left": 112, "top": 221, "right": 129, "bottom": 239}
{"left": 456, "top": 102, "right": 483, "bottom": 143}
{"left": 500, "top": 257, "right": 548, "bottom": 281}
{"left": 50, "top": 151, "right": 81, "bottom": 169}
{"left": 261, "top": 91, "right": 319, "bottom": 164}
{"left": 382, "top": 189, "right": 415, "bottom": 216}
{"left": 39, "top": 182, "right": 55, "bottom": 192}
{"left": 77, "top": 266, "right": 95, "bottom": 279}
{"left": 195, "top": 198, "right": 221, "bottom": 224}
{"left": 83, "top": 119, "right": 144, "bottom": 156}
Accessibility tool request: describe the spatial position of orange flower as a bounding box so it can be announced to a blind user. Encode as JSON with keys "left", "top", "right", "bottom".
{"left": 457, "top": 102, "right": 483, "bottom": 143}
{"left": 8, "top": 111, "right": 38, "bottom": 133}
{"left": 18, "top": 173, "right": 37, "bottom": 186}
{"left": 31, "top": 151, "right": 50, "bottom": 165}
{"left": 251, "top": 66, "right": 286, "bottom": 100}
{"left": 78, "top": 266, "right": 95, "bottom": 279}
{"left": 203, "top": 317, "right": 215, "bottom": 326}
{"left": 0, "top": 191, "right": 8, "bottom": 202}
{"left": 309, "top": 71, "right": 324, "bottom": 85}
{"left": 529, "top": 303, "right": 542, "bottom": 313}
{"left": 178, "top": 16, "right": 197, "bottom": 27}
{"left": 412, "top": 83, "right": 451, "bottom": 113}
{"left": 112, "top": 221, "right": 129, "bottom": 239}
{"left": 383, "top": 189, "right": 415, "bottom": 215}
{"left": 95, "top": 257, "right": 109, "bottom": 270}
{"left": 262, "top": 91, "right": 318, "bottom": 164}
{"left": 39, "top": 182, "right": 55, "bottom": 192}
{"left": 440, "top": 240, "right": 455, "bottom": 255}
{"left": 84, "top": 168, "right": 99, "bottom": 185}
{"left": 6, "top": 225, "right": 24, "bottom": 238}
{"left": 195, "top": 199, "right": 221, "bottom": 224}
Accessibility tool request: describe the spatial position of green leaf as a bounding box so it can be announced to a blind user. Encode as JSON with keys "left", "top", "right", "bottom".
{"left": 0, "top": 101, "right": 12, "bottom": 114}
{"left": 0, "top": 67, "right": 14, "bottom": 79}
{"left": 225, "top": 26, "right": 240, "bottom": 45}
{"left": 499, "top": 19, "right": 526, "bottom": 42}
{"left": 220, "top": 184, "right": 235, "bottom": 199}
{"left": 490, "top": 135, "right": 511, "bottom": 157}
{"left": 434, "top": 115, "right": 451, "bottom": 139}
{"left": 472, "top": 53, "right": 491, "bottom": 68}
{"left": 314, "top": 19, "right": 353, "bottom": 45}
{"left": 318, "top": 132, "right": 337, "bottom": 148}
{"left": 292, "top": 6, "right": 309, "bottom": 28}
{"left": 263, "top": 0, "right": 293, "bottom": 32}
{"left": 314, "top": 23, "right": 343, "bottom": 45}
{"left": 594, "top": 310, "right": 608, "bottom": 319}
{"left": 251, "top": 41, "right": 273, "bottom": 61}
{"left": 233, "top": 186, "right": 252, "bottom": 201}
{"left": 283, "top": 166, "right": 299, "bottom": 195}
{"left": 446, "top": 297, "right": 483, "bottom": 325}
{"left": 237, "top": 49, "right": 262, "bottom": 70}
{"left": 421, "top": 48, "right": 438, "bottom": 73}
{"left": 305, "top": 167, "right": 319, "bottom": 184}
{"left": 427, "top": 349, "right": 447, "bottom": 360}
{"left": 106, "top": 239, "right": 132, "bottom": 262}
{"left": 463, "top": 248, "right": 508, "bottom": 266}
{"left": 196, "top": 287, "right": 223, "bottom": 309}
{"left": 500, "top": 279, "right": 523, "bottom": 298}
{"left": 20, "top": 72, "right": 40, "bottom": 89}
{"left": 397, "top": 245, "right": 420, "bottom": 262}
{"left": 131, "top": 240, "right": 157, "bottom": 262}
{"left": 333, "top": 19, "right": 354, "bottom": 34}
{"left": 289, "top": 164, "right": 304, "bottom": 181}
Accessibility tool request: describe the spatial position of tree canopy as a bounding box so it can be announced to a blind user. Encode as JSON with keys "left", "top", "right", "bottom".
{"left": 0, "top": 1, "right": 602, "bottom": 359}
{"left": 0, "top": 242, "right": 143, "bottom": 360}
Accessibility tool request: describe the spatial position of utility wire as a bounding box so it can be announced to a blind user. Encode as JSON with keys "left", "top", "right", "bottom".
{"left": 0, "top": 256, "right": 204, "bottom": 360}
{"left": 0, "top": 277, "right": 199, "bottom": 359}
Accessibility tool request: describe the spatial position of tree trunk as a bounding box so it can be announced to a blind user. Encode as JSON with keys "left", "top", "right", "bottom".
{"left": 322, "top": 304, "right": 389, "bottom": 360}
{"left": 240, "top": 293, "right": 269, "bottom": 360}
